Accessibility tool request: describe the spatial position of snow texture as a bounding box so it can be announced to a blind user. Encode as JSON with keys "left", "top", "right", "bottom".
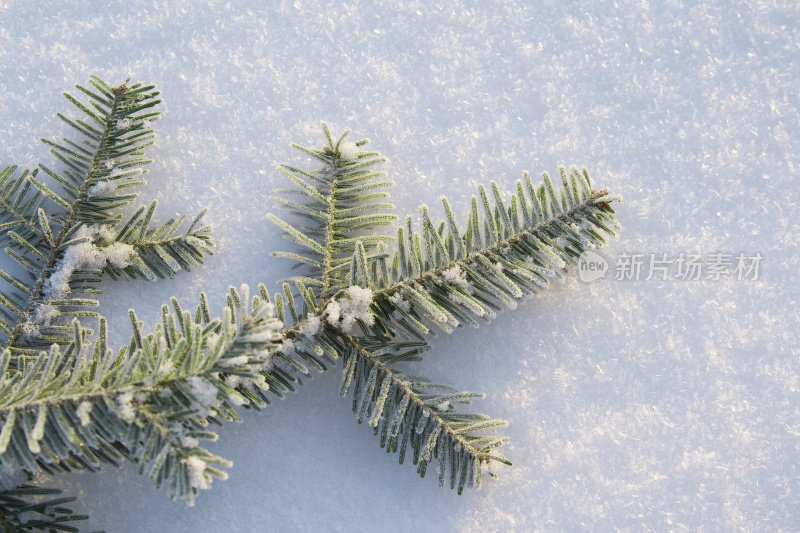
{"left": 1, "top": 1, "right": 798, "bottom": 532}
{"left": 325, "top": 286, "right": 375, "bottom": 333}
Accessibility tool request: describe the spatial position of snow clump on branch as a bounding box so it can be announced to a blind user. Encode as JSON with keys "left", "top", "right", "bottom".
{"left": 338, "top": 142, "right": 360, "bottom": 161}
{"left": 44, "top": 225, "right": 135, "bottom": 299}
{"left": 324, "top": 286, "right": 375, "bottom": 334}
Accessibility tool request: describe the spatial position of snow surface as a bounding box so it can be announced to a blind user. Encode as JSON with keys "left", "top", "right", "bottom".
{"left": 1, "top": 1, "right": 799, "bottom": 531}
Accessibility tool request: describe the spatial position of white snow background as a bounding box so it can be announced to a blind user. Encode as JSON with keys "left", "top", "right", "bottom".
{"left": 1, "top": 1, "right": 798, "bottom": 531}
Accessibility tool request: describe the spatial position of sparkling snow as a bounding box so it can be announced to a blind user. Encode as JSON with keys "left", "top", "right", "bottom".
{"left": 1, "top": 1, "right": 798, "bottom": 531}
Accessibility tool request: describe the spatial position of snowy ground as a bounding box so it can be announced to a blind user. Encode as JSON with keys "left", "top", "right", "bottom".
{"left": 1, "top": 1, "right": 799, "bottom": 531}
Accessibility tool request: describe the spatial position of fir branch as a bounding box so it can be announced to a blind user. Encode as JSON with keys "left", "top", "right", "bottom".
{"left": 268, "top": 131, "right": 620, "bottom": 492}
{"left": 104, "top": 203, "right": 213, "bottom": 282}
{"left": 0, "top": 285, "right": 281, "bottom": 504}
{"left": 269, "top": 123, "right": 396, "bottom": 298}
{"left": 39, "top": 77, "right": 160, "bottom": 226}
{"left": 2, "top": 103, "right": 622, "bottom": 511}
{"left": 0, "top": 77, "right": 161, "bottom": 358}
{"left": 364, "top": 168, "right": 620, "bottom": 338}
{"left": 264, "top": 284, "right": 510, "bottom": 493}
{"left": 0, "top": 167, "right": 49, "bottom": 252}
{"left": 337, "top": 331, "right": 510, "bottom": 494}
{"left": 0, "top": 77, "right": 212, "bottom": 363}
{"left": 333, "top": 169, "right": 619, "bottom": 488}
{"left": 239, "top": 276, "right": 508, "bottom": 494}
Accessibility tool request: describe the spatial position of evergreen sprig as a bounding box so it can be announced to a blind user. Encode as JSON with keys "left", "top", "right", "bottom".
{"left": 0, "top": 76, "right": 212, "bottom": 362}
{"left": 267, "top": 126, "right": 620, "bottom": 493}
{"left": 268, "top": 124, "right": 396, "bottom": 298}
{"left": 365, "top": 168, "right": 620, "bottom": 337}
{"left": 0, "top": 76, "right": 218, "bottom": 522}
{"left": 0, "top": 285, "right": 283, "bottom": 504}
{"left": 1, "top": 77, "right": 621, "bottom": 520}
{"left": 338, "top": 332, "right": 508, "bottom": 494}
